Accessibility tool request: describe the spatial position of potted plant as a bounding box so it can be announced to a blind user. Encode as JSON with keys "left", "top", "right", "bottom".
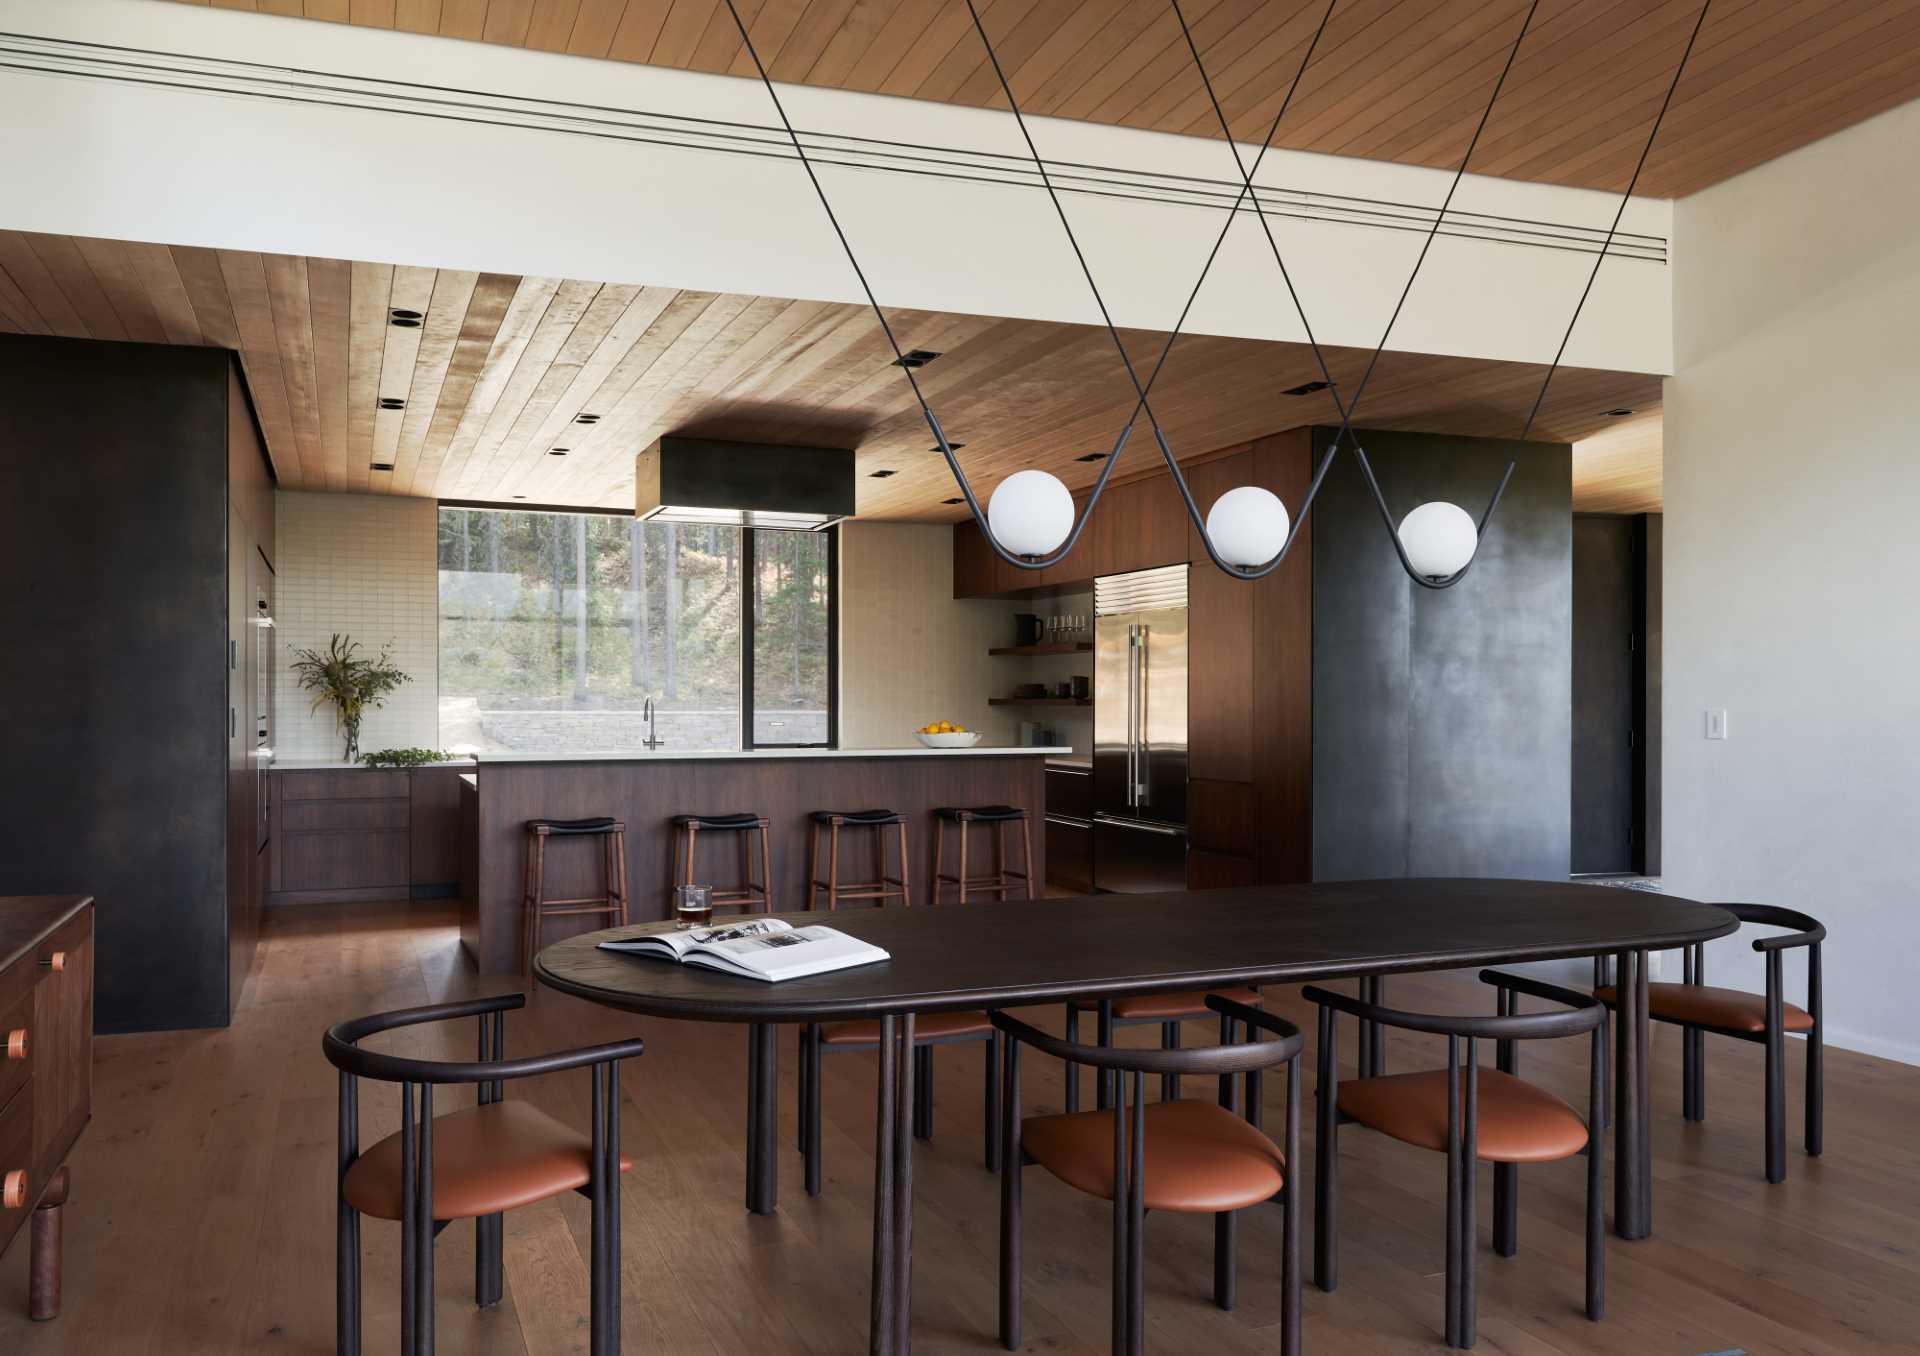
{"left": 290, "top": 634, "right": 411, "bottom": 763}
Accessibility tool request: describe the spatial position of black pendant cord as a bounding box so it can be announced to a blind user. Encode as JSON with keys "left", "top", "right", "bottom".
{"left": 1517, "top": 0, "right": 1710, "bottom": 443}
{"left": 1170, "top": 0, "right": 1538, "bottom": 586}
{"left": 721, "top": 0, "right": 1333, "bottom": 574}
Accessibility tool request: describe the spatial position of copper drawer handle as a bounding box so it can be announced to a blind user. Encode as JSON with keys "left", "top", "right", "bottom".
{"left": 40, "top": 952, "right": 65, "bottom": 973}
{"left": 4, "top": 1029, "right": 23, "bottom": 1060}
{"left": 2, "top": 1171, "right": 24, "bottom": 1210}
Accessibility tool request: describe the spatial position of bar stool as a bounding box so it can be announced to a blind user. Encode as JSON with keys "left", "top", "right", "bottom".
{"left": 670, "top": 813, "right": 773, "bottom": 916}
{"left": 807, "top": 808, "right": 910, "bottom": 911}
{"left": 930, "top": 804, "right": 1034, "bottom": 905}
{"left": 522, "top": 817, "right": 628, "bottom": 980}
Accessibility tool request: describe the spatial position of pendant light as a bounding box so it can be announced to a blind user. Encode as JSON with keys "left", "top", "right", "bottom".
{"left": 1397, "top": 502, "right": 1481, "bottom": 580}
{"left": 987, "top": 470, "right": 1076, "bottom": 557}
{"left": 1206, "top": 486, "right": 1291, "bottom": 570}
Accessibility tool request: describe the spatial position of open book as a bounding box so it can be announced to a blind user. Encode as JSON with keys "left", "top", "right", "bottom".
{"left": 597, "top": 918, "right": 889, "bottom": 982}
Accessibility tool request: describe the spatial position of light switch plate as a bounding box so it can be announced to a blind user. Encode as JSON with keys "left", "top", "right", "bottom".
{"left": 1705, "top": 708, "right": 1729, "bottom": 740}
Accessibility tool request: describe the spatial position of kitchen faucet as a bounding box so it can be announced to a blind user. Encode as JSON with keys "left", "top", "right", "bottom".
{"left": 642, "top": 697, "right": 665, "bottom": 751}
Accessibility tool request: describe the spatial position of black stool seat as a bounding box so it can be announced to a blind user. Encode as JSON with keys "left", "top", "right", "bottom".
{"left": 672, "top": 812, "right": 765, "bottom": 830}
{"left": 529, "top": 816, "right": 618, "bottom": 835}
{"left": 936, "top": 804, "right": 1025, "bottom": 822}
{"left": 812, "top": 808, "right": 906, "bottom": 826}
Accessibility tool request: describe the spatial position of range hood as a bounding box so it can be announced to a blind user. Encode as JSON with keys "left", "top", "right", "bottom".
{"left": 635, "top": 436, "right": 855, "bottom": 531}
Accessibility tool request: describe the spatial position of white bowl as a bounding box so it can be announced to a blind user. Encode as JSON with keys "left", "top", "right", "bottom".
{"left": 916, "top": 731, "right": 981, "bottom": 749}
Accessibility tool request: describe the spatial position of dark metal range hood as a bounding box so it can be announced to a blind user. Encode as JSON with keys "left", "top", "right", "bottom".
{"left": 635, "top": 435, "right": 855, "bottom": 531}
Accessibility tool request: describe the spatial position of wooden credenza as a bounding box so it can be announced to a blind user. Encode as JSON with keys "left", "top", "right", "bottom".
{"left": 0, "top": 896, "right": 93, "bottom": 1321}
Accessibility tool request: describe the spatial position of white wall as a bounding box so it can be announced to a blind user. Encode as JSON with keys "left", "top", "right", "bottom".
{"left": 274, "top": 491, "right": 440, "bottom": 761}
{"left": 839, "top": 523, "right": 1019, "bottom": 749}
{"left": 1664, "top": 97, "right": 1920, "bottom": 1064}
{"left": 0, "top": 0, "right": 1669, "bottom": 373}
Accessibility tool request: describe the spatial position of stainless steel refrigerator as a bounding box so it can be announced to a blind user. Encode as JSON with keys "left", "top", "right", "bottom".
{"left": 1092, "top": 565, "right": 1189, "bottom": 892}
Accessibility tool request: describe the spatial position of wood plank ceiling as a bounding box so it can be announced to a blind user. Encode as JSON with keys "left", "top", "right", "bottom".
{"left": 0, "top": 230, "right": 1662, "bottom": 518}
{"left": 164, "top": 0, "right": 1920, "bottom": 199}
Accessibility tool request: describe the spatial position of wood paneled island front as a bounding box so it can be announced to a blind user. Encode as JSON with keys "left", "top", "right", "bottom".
{"left": 461, "top": 747, "right": 1063, "bottom": 974}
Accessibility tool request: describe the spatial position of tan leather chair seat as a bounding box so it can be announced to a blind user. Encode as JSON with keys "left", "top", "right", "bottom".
{"left": 1337, "top": 1069, "right": 1588, "bottom": 1164}
{"left": 1594, "top": 982, "right": 1813, "bottom": 1034}
{"left": 344, "top": 1100, "right": 632, "bottom": 1221}
{"left": 819, "top": 1010, "right": 994, "bottom": 1046}
{"left": 1020, "top": 1099, "right": 1286, "bottom": 1213}
{"left": 1066, "top": 987, "right": 1261, "bottom": 1021}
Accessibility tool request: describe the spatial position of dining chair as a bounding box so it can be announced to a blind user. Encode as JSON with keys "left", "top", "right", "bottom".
{"left": 1065, "top": 988, "right": 1264, "bottom": 1112}
{"left": 323, "top": 993, "right": 645, "bottom": 1356}
{"left": 1306, "top": 972, "right": 1607, "bottom": 1351}
{"left": 993, "top": 994, "right": 1305, "bottom": 1356}
{"left": 1593, "top": 902, "right": 1824, "bottom": 1183}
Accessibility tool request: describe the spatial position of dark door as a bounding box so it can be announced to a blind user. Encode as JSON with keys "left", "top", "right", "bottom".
{"left": 1571, "top": 516, "right": 1637, "bottom": 873}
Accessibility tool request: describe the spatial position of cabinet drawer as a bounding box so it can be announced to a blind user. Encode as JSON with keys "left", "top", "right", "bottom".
{"left": 278, "top": 770, "right": 409, "bottom": 801}
{"left": 1045, "top": 765, "right": 1094, "bottom": 821}
{"left": 1045, "top": 815, "right": 1093, "bottom": 894}
{"left": 0, "top": 995, "right": 29, "bottom": 1114}
{"left": 281, "top": 830, "right": 410, "bottom": 891}
{"left": 1, "top": 1079, "right": 32, "bottom": 1254}
{"left": 280, "top": 797, "right": 411, "bottom": 832}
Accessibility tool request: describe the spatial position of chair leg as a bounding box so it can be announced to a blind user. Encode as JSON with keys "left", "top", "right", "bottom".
{"left": 897, "top": 820, "right": 912, "bottom": 908}
{"left": 826, "top": 823, "right": 840, "bottom": 912}
{"left": 1213, "top": 1210, "right": 1237, "bottom": 1311}
{"left": 998, "top": 1038, "right": 1022, "bottom": 1351}
{"left": 474, "top": 1213, "right": 503, "bottom": 1308}
{"left": 1493, "top": 1163, "right": 1518, "bottom": 1258}
{"left": 797, "top": 1026, "right": 812, "bottom": 1155}
{"left": 957, "top": 819, "right": 970, "bottom": 905}
{"left": 931, "top": 819, "right": 945, "bottom": 906}
{"left": 1282, "top": 1057, "right": 1302, "bottom": 1356}
{"left": 416, "top": 1085, "right": 436, "bottom": 1356}
{"left": 1586, "top": 1025, "right": 1606, "bottom": 1322}
{"left": 983, "top": 1032, "right": 1002, "bottom": 1172}
{"left": 913, "top": 1044, "right": 934, "bottom": 1141}
{"left": 1160, "top": 1020, "right": 1182, "bottom": 1102}
{"left": 1314, "top": 1006, "right": 1338, "bottom": 1293}
{"left": 1807, "top": 941, "right": 1823, "bottom": 1157}
{"left": 1096, "top": 1000, "right": 1115, "bottom": 1112}
{"left": 1681, "top": 1025, "right": 1701, "bottom": 1122}
{"left": 1444, "top": 1042, "right": 1463, "bottom": 1349}
{"left": 758, "top": 824, "right": 773, "bottom": 913}
{"left": 1766, "top": 951, "right": 1786, "bottom": 1183}
{"left": 804, "top": 1026, "right": 823, "bottom": 1198}
{"left": 400, "top": 1084, "right": 416, "bottom": 1353}
{"left": 589, "top": 1062, "right": 621, "bottom": 1356}
{"left": 1064, "top": 1006, "right": 1081, "bottom": 1114}
{"left": 807, "top": 823, "right": 821, "bottom": 911}
{"left": 1020, "top": 812, "right": 1035, "bottom": 900}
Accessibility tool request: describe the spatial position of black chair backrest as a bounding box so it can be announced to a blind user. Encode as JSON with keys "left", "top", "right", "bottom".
{"left": 1722, "top": 902, "right": 1826, "bottom": 950}
{"left": 322, "top": 993, "right": 646, "bottom": 1087}
{"left": 1303, "top": 971, "right": 1604, "bottom": 1044}
{"left": 991, "top": 993, "right": 1304, "bottom": 1076}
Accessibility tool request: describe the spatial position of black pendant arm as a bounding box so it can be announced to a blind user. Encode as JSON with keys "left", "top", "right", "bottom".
{"left": 1152, "top": 426, "right": 1339, "bottom": 580}
{"left": 928, "top": 412, "right": 1137, "bottom": 571}
{"left": 1352, "top": 444, "right": 1514, "bottom": 591}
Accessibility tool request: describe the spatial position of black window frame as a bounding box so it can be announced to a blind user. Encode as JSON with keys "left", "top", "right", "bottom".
{"left": 742, "top": 523, "right": 839, "bottom": 750}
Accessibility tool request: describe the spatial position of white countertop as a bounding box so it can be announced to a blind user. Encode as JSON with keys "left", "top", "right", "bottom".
{"left": 472, "top": 746, "right": 1072, "bottom": 764}
{"left": 271, "top": 758, "right": 477, "bottom": 771}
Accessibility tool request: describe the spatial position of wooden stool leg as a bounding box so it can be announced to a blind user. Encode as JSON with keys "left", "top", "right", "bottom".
{"left": 808, "top": 823, "right": 821, "bottom": 911}
{"left": 994, "top": 822, "right": 1007, "bottom": 898}
{"left": 1021, "top": 813, "right": 1035, "bottom": 900}
{"left": 523, "top": 832, "right": 546, "bottom": 983}
{"left": 29, "top": 1166, "right": 69, "bottom": 1321}
{"left": 826, "top": 822, "right": 841, "bottom": 911}
{"left": 871, "top": 824, "right": 886, "bottom": 906}
{"left": 957, "top": 819, "right": 970, "bottom": 905}
{"left": 931, "top": 819, "right": 946, "bottom": 906}
{"left": 897, "top": 821, "right": 912, "bottom": 908}
{"left": 758, "top": 823, "right": 774, "bottom": 913}
{"left": 613, "top": 828, "right": 629, "bottom": 927}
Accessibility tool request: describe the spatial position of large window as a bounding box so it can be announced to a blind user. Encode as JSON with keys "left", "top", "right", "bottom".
{"left": 438, "top": 508, "right": 834, "bottom": 754}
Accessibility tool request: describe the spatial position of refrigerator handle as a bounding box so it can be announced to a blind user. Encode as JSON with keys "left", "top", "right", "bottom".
{"left": 1136, "top": 623, "right": 1151, "bottom": 807}
{"left": 1124, "top": 624, "right": 1139, "bottom": 809}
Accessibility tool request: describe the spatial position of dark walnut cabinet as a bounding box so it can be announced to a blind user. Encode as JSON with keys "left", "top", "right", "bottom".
{"left": 959, "top": 430, "right": 1314, "bottom": 888}
{"left": 0, "top": 897, "right": 94, "bottom": 1321}
{"left": 268, "top": 768, "right": 469, "bottom": 905}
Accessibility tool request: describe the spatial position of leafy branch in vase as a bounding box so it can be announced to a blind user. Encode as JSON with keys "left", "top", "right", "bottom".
{"left": 290, "top": 634, "right": 411, "bottom": 763}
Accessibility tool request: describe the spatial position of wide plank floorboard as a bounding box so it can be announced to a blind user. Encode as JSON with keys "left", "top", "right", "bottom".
{"left": 0, "top": 898, "right": 1911, "bottom": 1354}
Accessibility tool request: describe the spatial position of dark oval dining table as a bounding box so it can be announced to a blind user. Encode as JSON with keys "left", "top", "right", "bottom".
{"left": 536, "top": 878, "right": 1737, "bottom": 1355}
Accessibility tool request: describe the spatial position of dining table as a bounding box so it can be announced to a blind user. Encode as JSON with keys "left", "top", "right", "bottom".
{"left": 534, "top": 878, "right": 1738, "bottom": 1355}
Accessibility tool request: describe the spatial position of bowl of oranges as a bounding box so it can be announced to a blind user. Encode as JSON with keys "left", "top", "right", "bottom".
{"left": 915, "top": 720, "right": 980, "bottom": 749}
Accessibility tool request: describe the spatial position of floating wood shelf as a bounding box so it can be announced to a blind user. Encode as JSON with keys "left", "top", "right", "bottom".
{"left": 988, "top": 697, "right": 1093, "bottom": 707}
{"left": 989, "top": 642, "right": 1092, "bottom": 656}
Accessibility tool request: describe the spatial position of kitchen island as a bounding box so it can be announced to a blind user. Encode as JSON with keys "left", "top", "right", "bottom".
{"left": 461, "top": 747, "right": 1067, "bottom": 973}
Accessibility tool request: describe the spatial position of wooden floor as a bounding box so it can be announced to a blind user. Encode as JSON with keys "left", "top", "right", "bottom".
{"left": 2, "top": 899, "right": 1915, "bottom": 1355}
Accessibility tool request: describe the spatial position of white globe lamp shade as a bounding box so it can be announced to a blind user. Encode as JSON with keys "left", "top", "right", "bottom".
{"left": 987, "top": 469, "right": 1075, "bottom": 557}
{"left": 1206, "top": 485, "right": 1290, "bottom": 568}
{"left": 1398, "top": 501, "right": 1478, "bottom": 579}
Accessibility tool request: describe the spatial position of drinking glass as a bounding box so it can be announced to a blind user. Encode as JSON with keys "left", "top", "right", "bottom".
{"left": 675, "top": 884, "right": 714, "bottom": 929}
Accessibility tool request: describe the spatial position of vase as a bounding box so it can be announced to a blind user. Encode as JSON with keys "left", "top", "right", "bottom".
{"left": 342, "top": 718, "right": 361, "bottom": 764}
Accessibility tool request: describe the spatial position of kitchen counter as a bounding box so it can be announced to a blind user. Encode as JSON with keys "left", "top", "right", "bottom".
{"left": 462, "top": 746, "right": 1052, "bottom": 973}
{"left": 271, "top": 758, "right": 477, "bottom": 771}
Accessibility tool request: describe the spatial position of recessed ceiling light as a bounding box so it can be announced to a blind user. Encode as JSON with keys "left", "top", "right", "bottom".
{"left": 575, "top": 413, "right": 602, "bottom": 425}
{"left": 389, "top": 308, "right": 423, "bottom": 320}
{"left": 371, "top": 462, "right": 394, "bottom": 471}
{"left": 377, "top": 397, "right": 405, "bottom": 410}
{"left": 512, "top": 494, "right": 526, "bottom": 500}
{"left": 892, "top": 349, "right": 942, "bottom": 369}
{"left": 1282, "top": 379, "right": 1331, "bottom": 397}
{"left": 1074, "top": 452, "right": 1107, "bottom": 462}
{"left": 868, "top": 469, "right": 897, "bottom": 478}
{"left": 549, "top": 447, "right": 569, "bottom": 456}
{"left": 388, "top": 317, "right": 421, "bottom": 328}
{"left": 1600, "top": 407, "right": 1635, "bottom": 417}
{"left": 928, "top": 442, "right": 967, "bottom": 453}
{"left": 941, "top": 497, "right": 965, "bottom": 505}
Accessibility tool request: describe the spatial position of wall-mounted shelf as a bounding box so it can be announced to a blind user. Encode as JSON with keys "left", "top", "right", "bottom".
{"left": 989, "top": 642, "right": 1092, "bottom": 656}
{"left": 989, "top": 697, "right": 1092, "bottom": 707}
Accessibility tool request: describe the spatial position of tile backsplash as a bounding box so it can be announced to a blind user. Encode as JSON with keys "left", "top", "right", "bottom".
{"left": 273, "top": 491, "right": 439, "bottom": 761}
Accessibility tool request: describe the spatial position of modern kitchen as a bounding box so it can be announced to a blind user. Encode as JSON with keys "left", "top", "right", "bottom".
{"left": 3, "top": 2, "right": 1914, "bottom": 1353}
